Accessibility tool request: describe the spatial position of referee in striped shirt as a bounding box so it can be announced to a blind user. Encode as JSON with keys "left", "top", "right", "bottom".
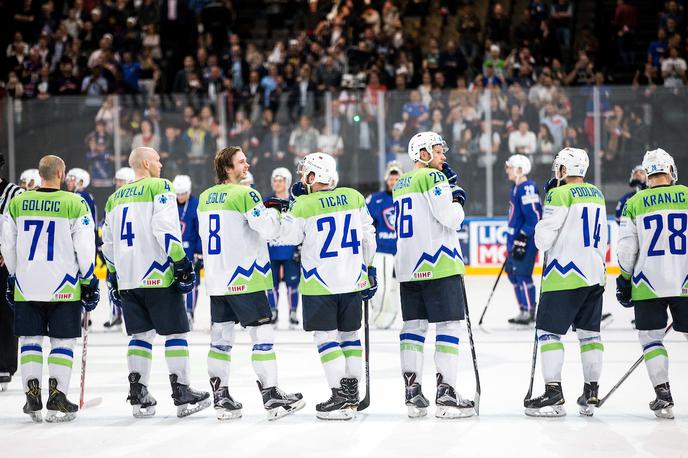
{"left": 0, "top": 153, "right": 23, "bottom": 389}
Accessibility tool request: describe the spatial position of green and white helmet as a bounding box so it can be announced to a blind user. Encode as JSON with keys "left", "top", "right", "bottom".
{"left": 642, "top": 148, "right": 678, "bottom": 183}
{"left": 408, "top": 131, "right": 448, "bottom": 165}
{"left": 553, "top": 147, "right": 588, "bottom": 180}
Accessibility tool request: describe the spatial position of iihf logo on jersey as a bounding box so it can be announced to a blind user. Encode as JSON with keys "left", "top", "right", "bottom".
{"left": 382, "top": 207, "right": 396, "bottom": 231}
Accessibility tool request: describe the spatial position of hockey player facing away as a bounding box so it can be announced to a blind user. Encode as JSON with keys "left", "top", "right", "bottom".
{"left": 278, "top": 152, "right": 377, "bottom": 420}
{"left": 615, "top": 165, "right": 647, "bottom": 224}
{"left": 266, "top": 167, "right": 301, "bottom": 327}
{"left": 504, "top": 154, "right": 542, "bottom": 325}
{"left": 103, "top": 167, "right": 135, "bottom": 330}
{"left": 617, "top": 148, "right": 688, "bottom": 420}
{"left": 366, "top": 161, "right": 403, "bottom": 329}
{"left": 393, "top": 131, "right": 475, "bottom": 419}
{"left": 197, "top": 147, "right": 304, "bottom": 421}
{"left": 19, "top": 169, "right": 42, "bottom": 190}
{"left": 172, "top": 175, "right": 203, "bottom": 328}
{"left": 65, "top": 168, "right": 97, "bottom": 224}
{"left": 1, "top": 155, "right": 100, "bottom": 422}
{"left": 527, "top": 147, "right": 607, "bottom": 417}
{"left": 102, "top": 147, "right": 210, "bottom": 418}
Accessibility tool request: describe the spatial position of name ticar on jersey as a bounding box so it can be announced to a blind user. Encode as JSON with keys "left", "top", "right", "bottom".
{"left": 642, "top": 191, "right": 686, "bottom": 207}
{"left": 318, "top": 194, "right": 349, "bottom": 208}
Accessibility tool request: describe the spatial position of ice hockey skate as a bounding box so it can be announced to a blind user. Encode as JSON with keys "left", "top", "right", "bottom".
{"left": 576, "top": 382, "right": 599, "bottom": 416}
{"left": 210, "top": 377, "right": 242, "bottom": 420}
{"left": 45, "top": 378, "right": 77, "bottom": 423}
{"left": 169, "top": 374, "right": 211, "bottom": 418}
{"left": 403, "top": 372, "right": 429, "bottom": 418}
{"left": 649, "top": 383, "right": 674, "bottom": 419}
{"left": 435, "top": 374, "right": 475, "bottom": 419}
{"left": 102, "top": 315, "right": 122, "bottom": 331}
{"left": 0, "top": 372, "right": 10, "bottom": 392}
{"left": 127, "top": 372, "right": 157, "bottom": 418}
{"left": 258, "top": 380, "right": 304, "bottom": 420}
{"left": 22, "top": 378, "right": 42, "bottom": 423}
{"left": 289, "top": 310, "right": 300, "bottom": 329}
{"left": 316, "top": 385, "right": 356, "bottom": 420}
{"left": 508, "top": 310, "right": 533, "bottom": 327}
{"left": 524, "top": 382, "right": 566, "bottom": 417}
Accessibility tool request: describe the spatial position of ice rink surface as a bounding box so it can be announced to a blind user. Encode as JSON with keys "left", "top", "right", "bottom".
{"left": 1, "top": 275, "right": 687, "bottom": 458}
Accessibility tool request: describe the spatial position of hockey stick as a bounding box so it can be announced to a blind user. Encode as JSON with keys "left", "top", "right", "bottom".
{"left": 460, "top": 275, "right": 480, "bottom": 415}
{"left": 597, "top": 322, "right": 673, "bottom": 408}
{"left": 79, "top": 311, "right": 102, "bottom": 410}
{"left": 357, "top": 299, "right": 371, "bottom": 411}
{"left": 478, "top": 259, "right": 506, "bottom": 328}
{"left": 523, "top": 255, "right": 546, "bottom": 404}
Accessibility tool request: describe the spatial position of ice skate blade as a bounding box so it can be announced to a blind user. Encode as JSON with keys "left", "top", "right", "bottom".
{"left": 435, "top": 405, "right": 476, "bottom": 419}
{"left": 407, "top": 405, "right": 427, "bottom": 418}
{"left": 508, "top": 322, "right": 534, "bottom": 330}
{"left": 24, "top": 410, "right": 43, "bottom": 423}
{"left": 267, "top": 398, "right": 305, "bottom": 421}
{"left": 525, "top": 405, "right": 566, "bottom": 417}
{"left": 0, "top": 383, "right": 8, "bottom": 392}
{"left": 176, "top": 398, "right": 211, "bottom": 418}
{"left": 132, "top": 404, "right": 156, "bottom": 418}
{"left": 653, "top": 407, "right": 674, "bottom": 420}
{"left": 578, "top": 405, "right": 595, "bottom": 417}
{"left": 316, "top": 407, "right": 356, "bottom": 420}
{"left": 216, "top": 407, "right": 242, "bottom": 420}
{"left": 45, "top": 410, "right": 76, "bottom": 423}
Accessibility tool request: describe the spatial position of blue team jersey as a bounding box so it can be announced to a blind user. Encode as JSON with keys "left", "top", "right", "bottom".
{"left": 266, "top": 195, "right": 297, "bottom": 261}
{"left": 615, "top": 191, "right": 635, "bottom": 225}
{"left": 366, "top": 190, "right": 397, "bottom": 255}
{"left": 178, "top": 195, "right": 202, "bottom": 260}
{"left": 507, "top": 179, "right": 542, "bottom": 250}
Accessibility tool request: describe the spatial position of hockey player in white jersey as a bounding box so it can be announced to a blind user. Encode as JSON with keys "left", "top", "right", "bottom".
{"left": 617, "top": 148, "right": 688, "bottom": 419}
{"left": 1, "top": 155, "right": 100, "bottom": 422}
{"left": 102, "top": 147, "right": 210, "bottom": 418}
{"left": 198, "top": 147, "right": 304, "bottom": 420}
{"left": 393, "top": 131, "right": 475, "bottom": 419}
{"left": 278, "top": 152, "right": 377, "bottom": 420}
{"left": 526, "top": 147, "right": 607, "bottom": 417}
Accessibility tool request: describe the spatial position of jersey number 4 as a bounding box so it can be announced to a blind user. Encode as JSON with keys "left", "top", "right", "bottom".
{"left": 120, "top": 207, "right": 135, "bottom": 246}
{"left": 316, "top": 214, "right": 360, "bottom": 258}
{"left": 24, "top": 219, "right": 55, "bottom": 261}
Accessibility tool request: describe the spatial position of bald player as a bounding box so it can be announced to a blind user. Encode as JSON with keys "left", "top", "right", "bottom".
{"left": 102, "top": 147, "right": 210, "bottom": 418}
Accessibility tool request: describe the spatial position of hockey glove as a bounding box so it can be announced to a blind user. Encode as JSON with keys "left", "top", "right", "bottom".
{"left": 194, "top": 254, "right": 204, "bottom": 274}
{"left": 361, "top": 266, "right": 378, "bottom": 301}
{"left": 441, "top": 163, "right": 459, "bottom": 185}
{"left": 291, "top": 182, "right": 308, "bottom": 198}
{"left": 511, "top": 233, "right": 528, "bottom": 260}
{"left": 81, "top": 277, "right": 100, "bottom": 311}
{"left": 6, "top": 275, "right": 15, "bottom": 311}
{"left": 616, "top": 275, "right": 632, "bottom": 307}
{"left": 292, "top": 245, "right": 302, "bottom": 263}
{"left": 173, "top": 257, "right": 196, "bottom": 294}
{"left": 106, "top": 271, "right": 122, "bottom": 309}
{"left": 451, "top": 185, "right": 467, "bottom": 206}
{"left": 264, "top": 197, "right": 290, "bottom": 212}
{"left": 544, "top": 178, "right": 560, "bottom": 194}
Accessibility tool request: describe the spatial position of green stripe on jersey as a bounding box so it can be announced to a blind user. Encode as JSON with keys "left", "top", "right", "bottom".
{"left": 392, "top": 167, "right": 448, "bottom": 198}
{"left": 544, "top": 183, "right": 605, "bottom": 207}
{"left": 105, "top": 177, "right": 175, "bottom": 212}
{"left": 9, "top": 190, "right": 90, "bottom": 219}
{"left": 198, "top": 183, "right": 263, "bottom": 214}
{"left": 289, "top": 187, "right": 366, "bottom": 218}
{"left": 622, "top": 185, "right": 688, "bottom": 219}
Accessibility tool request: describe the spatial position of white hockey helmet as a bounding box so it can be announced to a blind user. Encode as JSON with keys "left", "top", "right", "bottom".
{"left": 20, "top": 169, "right": 41, "bottom": 189}
{"left": 271, "top": 167, "right": 293, "bottom": 187}
{"left": 115, "top": 167, "right": 135, "bottom": 183}
{"left": 505, "top": 154, "right": 532, "bottom": 176}
{"left": 552, "top": 147, "right": 589, "bottom": 180}
{"left": 385, "top": 160, "right": 403, "bottom": 179}
{"left": 240, "top": 171, "right": 255, "bottom": 187}
{"left": 297, "top": 152, "right": 338, "bottom": 188}
{"left": 66, "top": 167, "right": 90, "bottom": 189}
{"left": 172, "top": 175, "right": 192, "bottom": 194}
{"left": 642, "top": 148, "right": 678, "bottom": 183}
{"left": 408, "top": 131, "right": 448, "bottom": 165}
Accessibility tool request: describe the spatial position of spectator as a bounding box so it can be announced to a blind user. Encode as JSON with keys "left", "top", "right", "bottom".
{"left": 288, "top": 114, "right": 319, "bottom": 162}
{"left": 261, "top": 121, "right": 290, "bottom": 171}
{"left": 49, "top": 59, "right": 80, "bottom": 95}
{"left": 429, "top": 108, "right": 446, "bottom": 136}
{"left": 458, "top": 4, "right": 481, "bottom": 68}
{"left": 386, "top": 122, "right": 407, "bottom": 165}
{"left": 487, "top": 3, "right": 510, "bottom": 47}
{"left": 315, "top": 55, "right": 342, "bottom": 92}
{"left": 536, "top": 124, "right": 555, "bottom": 162}
{"left": 541, "top": 103, "right": 568, "bottom": 150}
{"left": 423, "top": 38, "right": 441, "bottom": 75}
{"left": 120, "top": 51, "right": 141, "bottom": 93}
{"left": 85, "top": 120, "right": 114, "bottom": 188}
{"left": 290, "top": 64, "right": 316, "bottom": 120}
{"left": 95, "top": 96, "right": 116, "bottom": 134}
{"left": 159, "top": 124, "right": 186, "bottom": 178}
{"left": 564, "top": 50, "right": 594, "bottom": 86}
{"left": 478, "top": 121, "right": 501, "bottom": 167}
{"left": 514, "top": 9, "right": 541, "bottom": 48}
{"left": 550, "top": 0, "right": 573, "bottom": 49}
{"left": 317, "top": 125, "right": 344, "bottom": 160}
{"left": 131, "top": 119, "right": 161, "bottom": 151}
{"left": 508, "top": 121, "right": 537, "bottom": 156}
{"left": 183, "top": 114, "right": 215, "bottom": 187}
{"left": 647, "top": 28, "right": 668, "bottom": 70}
{"left": 81, "top": 65, "right": 109, "bottom": 107}
{"left": 402, "top": 90, "right": 430, "bottom": 131}
{"left": 173, "top": 55, "right": 197, "bottom": 93}
{"left": 614, "top": 0, "right": 638, "bottom": 68}
{"left": 438, "top": 39, "right": 468, "bottom": 87}
{"left": 603, "top": 104, "right": 631, "bottom": 161}
{"left": 483, "top": 44, "right": 507, "bottom": 80}
{"left": 661, "top": 46, "right": 687, "bottom": 88}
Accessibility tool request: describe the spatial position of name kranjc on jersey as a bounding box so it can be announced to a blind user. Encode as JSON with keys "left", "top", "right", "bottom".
{"left": 102, "top": 177, "right": 186, "bottom": 290}
{"left": 366, "top": 190, "right": 397, "bottom": 255}
{"left": 198, "top": 184, "right": 278, "bottom": 296}
{"left": 278, "top": 188, "right": 376, "bottom": 295}
{"left": 392, "top": 167, "right": 465, "bottom": 282}
{"left": 535, "top": 183, "right": 607, "bottom": 292}
{"left": 1, "top": 189, "right": 95, "bottom": 301}
{"left": 618, "top": 184, "right": 688, "bottom": 300}
{"left": 507, "top": 179, "right": 541, "bottom": 250}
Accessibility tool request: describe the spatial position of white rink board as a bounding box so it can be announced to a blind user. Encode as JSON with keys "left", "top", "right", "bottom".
{"left": 1, "top": 276, "right": 687, "bottom": 458}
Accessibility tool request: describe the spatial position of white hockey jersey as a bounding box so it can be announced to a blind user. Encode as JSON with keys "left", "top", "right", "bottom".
{"left": 535, "top": 182, "right": 607, "bottom": 292}
{"left": 618, "top": 184, "right": 688, "bottom": 300}
{"left": 102, "top": 177, "right": 186, "bottom": 290}
{"left": 278, "top": 187, "right": 376, "bottom": 295}
{"left": 198, "top": 183, "right": 279, "bottom": 296}
{"left": 392, "top": 167, "right": 465, "bottom": 283}
{"left": 1, "top": 189, "right": 95, "bottom": 301}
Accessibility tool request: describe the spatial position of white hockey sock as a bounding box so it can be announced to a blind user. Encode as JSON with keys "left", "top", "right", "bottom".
{"left": 127, "top": 330, "right": 155, "bottom": 386}
{"left": 339, "top": 331, "right": 362, "bottom": 381}
{"left": 249, "top": 324, "right": 277, "bottom": 388}
{"left": 639, "top": 329, "right": 669, "bottom": 386}
{"left": 19, "top": 336, "right": 43, "bottom": 391}
{"left": 537, "top": 329, "right": 564, "bottom": 383}
{"left": 314, "top": 330, "right": 346, "bottom": 389}
{"left": 434, "top": 321, "right": 461, "bottom": 387}
{"left": 400, "top": 319, "right": 428, "bottom": 384}
{"left": 577, "top": 329, "right": 603, "bottom": 383}
{"left": 208, "top": 321, "right": 235, "bottom": 387}
{"left": 48, "top": 338, "right": 75, "bottom": 393}
{"left": 165, "top": 334, "right": 190, "bottom": 385}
